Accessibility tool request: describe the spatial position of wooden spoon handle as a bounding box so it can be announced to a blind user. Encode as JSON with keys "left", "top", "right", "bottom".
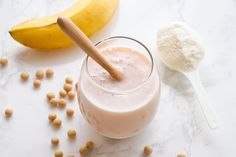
{"left": 57, "top": 16, "right": 123, "bottom": 81}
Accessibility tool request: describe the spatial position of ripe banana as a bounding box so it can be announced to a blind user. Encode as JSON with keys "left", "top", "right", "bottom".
{"left": 9, "top": 0, "right": 119, "bottom": 49}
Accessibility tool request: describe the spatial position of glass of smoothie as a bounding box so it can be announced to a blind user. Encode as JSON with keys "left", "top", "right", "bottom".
{"left": 77, "top": 36, "right": 160, "bottom": 139}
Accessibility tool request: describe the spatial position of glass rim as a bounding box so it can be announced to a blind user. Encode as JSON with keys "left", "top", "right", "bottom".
{"left": 84, "top": 36, "right": 155, "bottom": 95}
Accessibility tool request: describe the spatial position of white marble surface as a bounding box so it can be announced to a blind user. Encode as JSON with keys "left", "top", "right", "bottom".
{"left": 0, "top": 0, "right": 236, "bottom": 156}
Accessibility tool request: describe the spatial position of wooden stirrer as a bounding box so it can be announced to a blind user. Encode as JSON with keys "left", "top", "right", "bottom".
{"left": 57, "top": 16, "right": 123, "bottom": 81}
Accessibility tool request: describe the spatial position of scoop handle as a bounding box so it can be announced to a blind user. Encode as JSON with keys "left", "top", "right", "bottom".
{"left": 185, "top": 71, "right": 219, "bottom": 129}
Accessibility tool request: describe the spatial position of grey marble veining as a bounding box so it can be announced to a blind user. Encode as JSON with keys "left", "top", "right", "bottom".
{"left": 0, "top": 0, "right": 236, "bottom": 157}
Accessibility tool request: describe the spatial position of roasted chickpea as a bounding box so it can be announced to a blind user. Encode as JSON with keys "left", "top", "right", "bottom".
{"left": 58, "top": 98, "right": 67, "bottom": 108}
{"left": 65, "top": 77, "right": 73, "bottom": 84}
{"left": 67, "top": 91, "right": 75, "bottom": 100}
{"left": 33, "top": 79, "right": 41, "bottom": 88}
{"left": 79, "top": 146, "right": 88, "bottom": 156}
{"left": 144, "top": 145, "right": 153, "bottom": 155}
{"left": 35, "top": 70, "right": 44, "bottom": 79}
{"left": 53, "top": 118, "right": 62, "bottom": 128}
{"left": 51, "top": 137, "right": 59, "bottom": 146}
{"left": 47, "top": 92, "right": 55, "bottom": 101}
{"left": 48, "top": 113, "right": 57, "bottom": 122}
{"left": 4, "top": 108, "right": 13, "bottom": 117}
{"left": 46, "top": 69, "right": 54, "bottom": 78}
{"left": 20, "top": 72, "right": 29, "bottom": 81}
{"left": 54, "top": 150, "right": 63, "bottom": 157}
{"left": 64, "top": 83, "right": 72, "bottom": 92}
{"left": 86, "top": 141, "right": 94, "bottom": 150}
{"left": 66, "top": 108, "right": 74, "bottom": 117}
{"left": 59, "top": 90, "right": 67, "bottom": 98}
{"left": 67, "top": 129, "right": 76, "bottom": 139}
{"left": 0, "top": 57, "right": 8, "bottom": 66}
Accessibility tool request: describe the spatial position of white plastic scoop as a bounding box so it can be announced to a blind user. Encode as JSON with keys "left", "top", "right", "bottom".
{"left": 157, "top": 22, "right": 219, "bottom": 129}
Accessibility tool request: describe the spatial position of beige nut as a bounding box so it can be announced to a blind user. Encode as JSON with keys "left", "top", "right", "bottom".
{"left": 67, "top": 91, "right": 75, "bottom": 100}
{"left": 0, "top": 57, "right": 8, "bottom": 66}
{"left": 86, "top": 141, "right": 94, "bottom": 150}
{"left": 50, "top": 98, "right": 58, "bottom": 107}
{"left": 20, "top": 72, "right": 29, "bottom": 81}
{"left": 58, "top": 98, "right": 67, "bottom": 108}
{"left": 144, "top": 145, "right": 153, "bottom": 155}
{"left": 65, "top": 77, "right": 73, "bottom": 84}
{"left": 64, "top": 83, "right": 72, "bottom": 92}
{"left": 46, "top": 69, "right": 54, "bottom": 78}
{"left": 59, "top": 90, "right": 67, "bottom": 98}
{"left": 51, "top": 137, "right": 59, "bottom": 146}
{"left": 79, "top": 146, "right": 89, "bottom": 156}
{"left": 177, "top": 153, "right": 186, "bottom": 157}
{"left": 48, "top": 113, "right": 57, "bottom": 122}
{"left": 54, "top": 150, "right": 63, "bottom": 157}
{"left": 47, "top": 92, "right": 55, "bottom": 101}
{"left": 33, "top": 79, "right": 41, "bottom": 88}
{"left": 53, "top": 118, "right": 62, "bottom": 128}
{"left": 66, "top": 108, "right": 74, "bottom": 117}
{"left": 4, "top": 108, "right": 13, "bottom": 117}
{"left": 67, "top": 129, "right": 76, "bottom": 139}
{"left": 35, "top": 70, "right": 44, "bottom": 79}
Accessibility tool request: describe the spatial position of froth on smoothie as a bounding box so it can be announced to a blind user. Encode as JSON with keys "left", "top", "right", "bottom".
{"left": 87, "top": 47, "right": 152, "bottom": 92}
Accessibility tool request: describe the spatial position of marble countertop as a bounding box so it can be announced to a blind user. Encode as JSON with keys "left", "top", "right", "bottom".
{"left": 0, "top": 0, "right": 236, "bottom": 156}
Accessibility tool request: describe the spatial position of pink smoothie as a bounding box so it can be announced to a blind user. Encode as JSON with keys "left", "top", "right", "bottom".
{"left": 78, "top": 47, "right": 160, "bottom": 138}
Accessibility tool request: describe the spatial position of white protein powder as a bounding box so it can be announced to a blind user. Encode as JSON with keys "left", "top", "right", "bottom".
{"left": 157, "top": 22, "right": 205, "bottom": 72}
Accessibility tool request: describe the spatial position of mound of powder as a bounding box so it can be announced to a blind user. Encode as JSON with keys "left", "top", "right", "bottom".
{"left": 157, "top": 22, "right": 205, "bottom": 72}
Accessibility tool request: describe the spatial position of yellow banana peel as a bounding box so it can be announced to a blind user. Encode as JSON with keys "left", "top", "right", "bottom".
{"left": 9, "top": 0, "right": 119, "bottom": 49}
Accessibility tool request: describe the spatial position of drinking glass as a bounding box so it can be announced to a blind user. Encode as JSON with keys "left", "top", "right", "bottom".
{"left": 77, "top": 36, "right": 160, "bottom": 139}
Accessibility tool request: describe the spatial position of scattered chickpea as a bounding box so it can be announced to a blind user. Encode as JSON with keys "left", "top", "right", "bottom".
{"left": 65, "top": 77, "right": 73, "bottom": 84}
{"left": 53, "top": 118, "right": 62, "bottom": 128}
{"left": 58, "top": 98, "right": 67, "bottom": 108}
{"left": 20, "top": 72, "right": 29, "bottom": 81}
{"left": 4, "top": 108, "right": 13, "bottom": 117}
{"left": 0, "top": 57, "right": 8, "bottom": 66}
{"left": 177, "top": 153, "right": 186, "bottom": 157}
{"left": 35, "top": 70, "right": 44, "bottom": 79}
{"left": 144, "top": 145, "right": 153, "bottom": 155}
{"left": 51, "top": 137, "right": 60, "bottom": 146}
{"left": 50, "top": 98, "right": 58, "bottom": 107}
{"left": 67, "top": 91, "right": 76, "bottom": 100}
{"left": 54, "top": 150, "right": 63, "bottom": 157}
{"left": 67, "top": 155, "right": 74, "bottom": 157}
{"left": 47, "top": 92, "right": 55, "bottom": 101}
{"left": 86, "top": 141, "right": 94, "bottom": 150}
{"left": 48, "top": 113, "right": 57, "bottom": 122}
{"left": 33, "top": 79, "right": 41, "bottom": 88}
{"left": 46, "top": 69, "right": 54, "bottom": 78}
{"left": 64, "top": 83, "right": 72, "bottom": 92}
{"left": 67, "top": 129, "right": 76, "bottom": 139}
{"left": 79, "top": 146, "right": 89, "bottom": 156}
{"left": 66, "top": 108, "right": 74, "bottom": 117}
{"left": 59, "top": 90, "right": 67, "bottom": 98}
